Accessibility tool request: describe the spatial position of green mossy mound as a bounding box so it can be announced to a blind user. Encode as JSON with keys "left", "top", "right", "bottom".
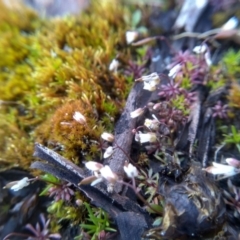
{"left": 0, "top": 0, "right": 129, "bottom": 169}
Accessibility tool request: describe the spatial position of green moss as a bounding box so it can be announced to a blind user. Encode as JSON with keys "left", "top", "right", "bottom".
{"left": 0, "top": 0, "right": 130, "bottom": 169}
{"left": 222, "top": 49, "right": 240, "bottom": 77}
{"left": 48, "top": 199, "right": 84, "bottom": 224}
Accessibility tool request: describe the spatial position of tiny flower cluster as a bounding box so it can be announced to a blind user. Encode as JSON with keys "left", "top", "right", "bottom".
{"left": 130, "top": 47, "right": 212, "bottom": 155}
{"left": 167, "top": 45, "right": 211, "bottom": 85}
{"left": 82, "top": 160, "right": 138, "bottom": 191}
{"left": 101, "top": 132, "right": 115, "bottom": 158}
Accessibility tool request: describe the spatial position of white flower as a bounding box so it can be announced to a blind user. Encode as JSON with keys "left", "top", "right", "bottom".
{"left": 142, "top": 82, "right": 155, "bottom": 91}
{"left": 168, "top": 64, "right": 181, "bottom": 78}
{"left": 109, "top": 59, "right": 119, "bottom": 72}
{"left": 73, "top": 111, "right": 86, "bottom": 124}
{"left": 221, "top": 17, "right": 238, "bottom": 31}
{"left": 130, "top": 108, "right": 144, "bottom": 118}
{"left": 203, "top": 162, "right": 240, "bottom": 179}
{"left": 134, "top": 132, "right": 140, "bottom": 142}
{"left": 204, "top": 51, "right": 212, "bottom": 66}
{"left": 144, "top": 118, "right": 159, "bottom": 131}
{"left": 193, "top": 44, "right": 212, "bottom": 66}
{"left": 85, "top": 161, "right": 103, "bottom": 171}
{"left": 136, "top": 73, "right": 160, "bottom": 92}
{"left": 100, "top": 165, "right": 118, "bottom": 183}
{"left": 126, "top": 30, "right": 138, "bottom": 44}
{"left": 101, "top": 132, "right": 114, "bottom": 142}
{"left": 6, "top": 177, "right": 30, "bottom": 191}
{"left": 91, "top": 177, "right": 104, "bottom": 186}
{"left": 103, "top": 146, "right": 114, "bottom": 158}
{"left": 124, "top": 163, "right": 138, "bottom": 178}
{"left": 193, "top": 44, "right": 208, "bottom": 54}
{"left": 137, "top": 132, "right": 157, "bottom": 143}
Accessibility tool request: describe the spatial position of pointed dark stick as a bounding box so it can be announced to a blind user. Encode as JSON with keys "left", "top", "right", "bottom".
{"left": 108, "top": 82, "right": 152, "bottom": 192}
{"left": 31, "top": 143, "right": 151, "bottom": 220}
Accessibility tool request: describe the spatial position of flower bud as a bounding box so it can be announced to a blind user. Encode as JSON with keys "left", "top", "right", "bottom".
{"left": 73, "top": 111, "right": 86, "bottom": 124}
{"left": 109, "top": 59, "right": 119, "bottom": 72}
{"left": 130, "top": 108, "right": 144, "bottom": 118}
{"left": 4, "top": 177, "right": 30, "bottom": 191}
{"left": 85, "top": 161, "right": 103, "bottom": 171}
{"left": 100, "top": 165, "right": 118, "bottom": 183}
{"left": 124, "top": 162, "right": 138, "bottom": 178}
{"left": 103, "top": 146, "right": 114, "bottom": 158}
{"left": 168, "top": 64, "right": 181, "bottom": 78}
{"left": 101, "top": 132, "right": 114, "bottom": 142}
{"left": 126, "top": 30, "right": 138, "bottom": 44}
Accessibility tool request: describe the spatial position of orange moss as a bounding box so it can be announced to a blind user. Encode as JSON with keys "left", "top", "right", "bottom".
{"left": 35, "top": 100, "right": 105, "bottom": 163}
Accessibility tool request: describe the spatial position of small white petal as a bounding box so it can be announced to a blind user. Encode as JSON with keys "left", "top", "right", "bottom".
{"left": 124, "top": 163, "right": 138, "bottom": 178}
{"left": 193, "top": 44, "right": 207, "bottom": 54}
{"left": 140, "top": 72, "right": 160, "bottom": 83}
{"left": 101, "top": 132, "right": 114, "bottom": 142}
{"left": 134, "top": 132, "right": 140, "bottom": 142}
{"left": 126, "top": 31, "right": 138, "bottom": 44}
{"left": 137, "top": 73, "right": 160, "bottom": 92}
{"left": 143, "top": 82, "right": 157, "bottom": 91}
{"left": 138, "top": 132, "right": 157, "bottom": 143}
{"left": 100, "top": 165, "right": 118, "bottom": 183}
{"left": 60, "top": 122, "right": 71, "bottom": 125}
{"left": 91, "top": 177, "right": 104, "bottom": 186}
{"left": 196, "top": 0, "right": 207, "bottom": 8}
{"left": 221, "top": 17, "right": 238, "bottom": 31}
{"left": 109, "top": 59, "right": 119, "bottom": 72}
{"left": 10, "top": 177, "right": 30, "bottom": 191}
{"left": 168, "top": 64, "right": 181, "bottom": 78}
{"left": 103, "top": 146, "right": 114, "bottom": 158}
{"left": 204, "top": 52, "right": 212, "bottom": 66}
{"left": 85, "top": 161, "right": 103, "bottom": 171}
{"left": 212, "top": 162, "right": 235, "bottom": 175}
{"left": 130, "top": 108, "right": 144, "bottom": 118}
{"left": 73, "top": 111, "right": 86, "bottom": 124}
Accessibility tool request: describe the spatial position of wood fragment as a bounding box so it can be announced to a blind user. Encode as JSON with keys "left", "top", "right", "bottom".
{"left": 108, "top": 82, "right": 152, "bottom": 192}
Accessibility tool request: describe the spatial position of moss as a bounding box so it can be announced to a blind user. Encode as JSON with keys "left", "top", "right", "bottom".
{"left": 47, "top": 199, "right": 85, "bottom": 224}
{"left": 35, "top": 99, "right": 106, "bottom": 162}
{"left": 0, "top": 0, "right": 130, "bottom": 169}
{"left": 228, "top": 82, "right": 240, "bottom": 108}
